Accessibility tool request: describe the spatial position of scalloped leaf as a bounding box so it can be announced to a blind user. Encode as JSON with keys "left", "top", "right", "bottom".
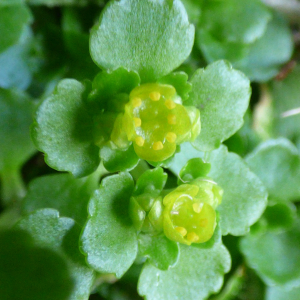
{"left": 138, "top": 241, "right": 231, "bottom": 300}
{"left": 0, "top": 229, "right": 73, "bottom": 300}
{"left": 245, "top": 138, "right": 300, "bottom": 202}
{"left": 16, "top": 209, "right": 95, "bottom": 300}
{"left": 90, "top": 0, "right": 194, "bottom": 82}
{"left": 22, "top": 173, "right": 97, "bottom": 226}
{"left": 240, "top": 216, "right": 300, "bottom": 288}
{"left": 138, "top": 234, "right": 179, "bottom": 270}
{"left": 32, "top": 79, "right": 100, "bottom": 177}
{"left": 134, "top": 167, "right": 167, "bottom": 197}
{"left": 100, "top": 143, "right": 140, "bottom": 173}
{"left": 80, "top": 172, "right": 137, "bottom": 278}
{"left": 189, "top": 60, "right": 251, "bottom": 151}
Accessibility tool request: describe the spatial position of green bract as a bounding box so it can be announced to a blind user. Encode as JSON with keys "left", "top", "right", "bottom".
{"left": 111, "top": 83, "right": 200, "bottom": 162}
{"left": 163, "top": 179, "right": 223, "bottom": 245}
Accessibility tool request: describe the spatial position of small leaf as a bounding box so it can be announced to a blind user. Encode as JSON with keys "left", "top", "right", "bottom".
{"left": 266, "top": 285, "right": 300, "bottom": 300}
{"left": 15, "top": 209, "right": 95, "bottom": 300}
{"left": 134, "top": 167, "right": 167, "bottom": 197}
{"left": 158, "top": 72, "right": 192, "bottom": 101}
{"left": 245, "top": 138, "right": 300, "bottom": 202}
{"left": 138, "top": 241, "right": 231, "bottom": 300}
{"left": 90, "top": 0, "right": 194, "bottom": 82}
{"left": 138, "top": 233, "right": 179, "bottom": 270}
{"left": 0, "top": 4, "right": 32, "bottom": 53}
{"left": 100, "top": 142, "right": 140, "bottom": 173}
{"left": 0, "top": 88, "right": 35, "bottom": 171}
{"left": 32, "top": 79, "right": 100, "bottom": 177}
{"left": 178, "top": 157, "right": 211, "bottom": 183}
{"left": 22, "top": 173, "right": 97, "bottom": 226}
{"left": 189, "top": 60, "right": 251, "bottom": 151}
{"left": 80, "top": 172, "right": 137, "bottom": 278}
{"left": 0, "top": 229, "right": 74, "bottom": 300}
{"left": 240, "top": 216, "right": 300, "bottom": 288}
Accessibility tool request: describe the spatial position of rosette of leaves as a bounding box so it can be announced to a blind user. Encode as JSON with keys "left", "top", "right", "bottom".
{"left": 32, "top": 0, "right": 252, "bottom": 177}
{"left": 195, "top": 0, "right": 293, "bottom": 82}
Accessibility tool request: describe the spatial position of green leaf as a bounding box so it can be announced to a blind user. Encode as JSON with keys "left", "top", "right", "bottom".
{"left": 240, "top": 216, "right": 300, "bottom": 288}
{"left": 0, "top": 4, "right": 32, "bottom": 53}
{"left": 22, "top": 173, "right": 97, "bottom": 226}
{"left": 245, "top": 138, "right": 300, "bottom": 202}
{"left": 189, "top": 60, "right": 251, "bottom": 151}
{"left": 16, "top": 209, "right": 95, "bottom": 300}
{"left": 208, "top": 145, "right": 268, "bottom": 236}
{"left": 271, "top": 65, "right": 300, "bottom": 141}
{"left": 0, "top": 229, "right": 74, "bottom": 300}
{"left": 134, "top": 167, "right": 167, "bottom": 197}
{"left": 180, "top": 0, "right": 202, "bottom": 24}
{"left": 100, "top": 142, "right": 140, "bottom": 173}
{"left": 158, "top": 72, "right": 192, "bottom": 101}
{"left": 32, "top": 79, "right": 100, "bottom": 177}
{"left": 90, "top": 0, "right": 195, "bottom": 82}
{"left": 200, "top": 0, "right": 271, "bottom": 45}
{"left": 138, "top": 233, "right": 179, "bottom": 270}
{"left": 266, "top": 285, "right": 300, "bottom": 300}
{"left": 138, "top": 241, "right": 231, "bottom": 300}
{"left": 80, "top": 172, "right": 137, "bottom": 278}
{"left": 0, "top": 88, "right": 35, "bottom": 171}
{"left": 236, "top": 12, "right": 293, "bottom": 82}
{"left": 178, "top": 157, "right": 210, "bottom": 183}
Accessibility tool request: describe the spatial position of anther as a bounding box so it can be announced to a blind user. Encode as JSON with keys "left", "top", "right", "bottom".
{"left": 135, "top": 136, "right": 145, "bottom": 147}
{"left": 192, "top": 203, "right": 202, "bottom": 213}
{"left": 187, "top": 232, "right": 200, "bottom": 242}
{"left": 165, "top": 99, "right": 176, "bottom": 109}
{"left": 199, "top": 219, "right": 208, "bottom": 227}
{"left": 153, "top": 141, "right": 163, "bottom": 150}
{"left": 149, "top": 91, "right": 161, "bottom": 101}
{"left": 133, "top": 117, "right": 141, "bottom": 127}
{"left": 166, "top": 132, "right": 177, "bottom": 143}
{"left": 167, "top": 114, "right": 176, "bottom": 125}
{"left": 132, "top": 97, "right": 142, "bottom": 108}
{"left": 175, "top": 227, "right": 187, "bottom": 236}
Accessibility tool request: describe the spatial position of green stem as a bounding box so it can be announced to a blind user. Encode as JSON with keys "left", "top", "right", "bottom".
{"left": 85, "top": 162, "right": 109, "bottom": 191}
{"left": 130, "top": 160, "right": 150, "bottom": 181}
{"left": 0, "top": 168, "right": 25, "bottom": 207}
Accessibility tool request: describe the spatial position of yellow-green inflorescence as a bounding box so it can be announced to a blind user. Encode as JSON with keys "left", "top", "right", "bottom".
{"left": 163, "top": 179, "right": 223, "bottom": 245}
{"left": 111, "top": 83, "right": 200, "bottom": 162}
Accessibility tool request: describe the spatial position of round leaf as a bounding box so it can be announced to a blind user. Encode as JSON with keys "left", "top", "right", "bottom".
{"left": 266, "top": 285, "right": 300, "bottom": 300}
{"left": 189, "top": 60, "right": 251, "bottom": 151}
{"left": 80, "top": 172, "right": 137, "bottom": 278}
{"left": 32, "top": 79, "right": 100, "bottom": 177}
{"left": 90, "top": 0, "right": 195, "bottom": 82}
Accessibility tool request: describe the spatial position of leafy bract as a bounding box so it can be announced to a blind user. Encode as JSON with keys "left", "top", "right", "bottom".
{"left": 240, "top": 217, "right": 300, "bottom": 288}
{"left": 22, "top": 173, "right": 97, "bottom": 226}
{"left": 0, "top": 88, "right": 35, "bottom": 171}
{"left": 0, "top": 4, "right": 32, "bottom": 53}
{"left": 169, "top": 144, "right": 268, "bottom": 236}
{"left": 80, "top": 172, "right": 137, "bottom": 278}
{"left": 90, "top": 0, "right": 195, "bottom": 82}
{"left": 246, "top": 138, "right": 300, "bottom": 202}
{"left": 138, "top": 241, "right": 231, "bottom": 300}
{"left": 138, "top": 234, "right": 179, "bottom": 270}
{"left": 189, "top": 60, "right": 251, "bottom": 151}
{"left": 271, "top": 65, "right": 300, "bottom": 141}
{"left": 0, "top": 229, "right": 73, "bottom": 300}
{"left": 16, "top": 209, "right": 95, "bottom": 300}
{"left": 32, "top": 79, "right": 100, "bottom": 177}
{"left": 266, "top": 285, "right": 300, "bottom": 300}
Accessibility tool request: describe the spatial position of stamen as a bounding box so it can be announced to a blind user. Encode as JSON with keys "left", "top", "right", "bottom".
{"left": 165, "top": 99, "right": 176, "bottom": 109}
{"left": 135, "top": 136, "right": 145, "bottom": 147}
{"left": 132, "top": 97, "right": 142, "bottom": 108}
{"left": 166, "top": 132, "right": 177, "bottom": 143}
{"left": 175, "top": 227, "right": 187, "bottom": 236}
{"left": 167, "top": 114, "right": 176, "bottom": 125}
{"left": 187, "top": 232, "right": 199, "bottom": 242}
{"left": 153, "top": 141, "right": 163, "bottom": 150}
{"left": 199, "top": 219, "right": 208, "bottom": 227}
{"left": 149, "top": 91, "right": 161, "bottom": 101}
{"left": 133, "top": 117, "right": 141, "bottom": 127}
{"left": 192, "top": 203, "right": 202, "bottom": 213}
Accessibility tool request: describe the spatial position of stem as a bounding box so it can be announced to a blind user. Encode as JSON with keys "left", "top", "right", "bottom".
{"left": 85, "top": 162, "right": 109, "bottom": 191}
{"left": 0, "top": 168, "right": 26, "bottom": 207}
{"left": 129, "top": 160, "right": 150, "bottom": 181}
